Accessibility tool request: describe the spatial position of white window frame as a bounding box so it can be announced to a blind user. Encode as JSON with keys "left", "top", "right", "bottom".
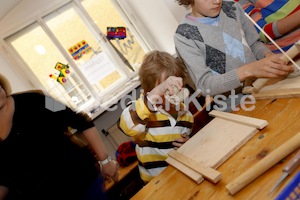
{"left": 0, "top": 0, "right": 156, "bottom": 118}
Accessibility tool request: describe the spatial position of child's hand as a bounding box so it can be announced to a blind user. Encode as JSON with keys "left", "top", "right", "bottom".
{"left": 172, "top": 133, "right": 190, "bottom": 150}
{"left": 147, "top": 76, "right": 183, "bottom": 104}
{"left": 237, "top": 53, "right": 294, "bottom": 81}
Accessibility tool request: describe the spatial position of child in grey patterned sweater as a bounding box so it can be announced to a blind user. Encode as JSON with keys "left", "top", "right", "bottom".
{"left": 174, "top": 0, "right": 294, "bottom": 111}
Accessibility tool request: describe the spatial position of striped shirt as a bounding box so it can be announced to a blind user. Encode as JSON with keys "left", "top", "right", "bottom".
{"left": 237, "top": 0, "right": 300, "bottom": 53}
{"left": 119, "top": 94, "right": 194, "bottom": 182}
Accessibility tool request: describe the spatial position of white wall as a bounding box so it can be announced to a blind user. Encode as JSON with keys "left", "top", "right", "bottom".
{"left": 0, "top": 0, "right": 67, "bottom": 37}
{"left": 0, "top": 0, "right": 189, "bottom": 93}
{"left": 124, "top": 0, "right": 188, "bottom": 54}
{"left": 0, "top": 50, "right": 29, "bottom": 93}
{"left": 163, "top": 0, "right": 190, "bottom": 23}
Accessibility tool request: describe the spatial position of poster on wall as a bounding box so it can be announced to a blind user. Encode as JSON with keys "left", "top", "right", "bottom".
{"left": 78, "top": 52, "right": 116, "bottom": 85}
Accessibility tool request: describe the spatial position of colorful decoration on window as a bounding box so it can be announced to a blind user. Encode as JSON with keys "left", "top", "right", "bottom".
{"left": 49, "top": 62, "right": 70, "bottom": 84}
{"left": 68, "top": 40, "right": 92, "bottom": 60}
{"left": 107, "top": 27, "right": 126, "bottom": 40}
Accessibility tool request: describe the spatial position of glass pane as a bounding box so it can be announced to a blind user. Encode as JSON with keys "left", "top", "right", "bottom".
{"left": 81, "top": 0, "right": 146, "bottom": 70}
{"left": 43, "top": 2, "right": 127, "bottom": 94}
{"left": 6, "top": 22, "right": 94, "bottom": 110}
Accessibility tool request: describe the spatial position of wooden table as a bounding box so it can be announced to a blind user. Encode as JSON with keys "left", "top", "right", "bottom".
{"left": 132, "top": 97, "right": 300, "bottom": 200}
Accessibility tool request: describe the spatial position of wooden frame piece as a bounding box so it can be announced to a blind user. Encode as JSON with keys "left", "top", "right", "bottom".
{"left": 167, "top": 156, "right": 205, "bottom": 184}
{"left": 243, "top": 69, "right": 300, "bottom": 100}
{"left": 168, "top": 150, "right": 221, "bottom": 183}
{"left": 209, "top": 110, "right": 268, "bottom": 129}
{"left": 166, "top": 111, "right": 268, "bottom": 184}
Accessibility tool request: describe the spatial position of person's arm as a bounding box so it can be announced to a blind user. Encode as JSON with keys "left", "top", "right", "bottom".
{"left": 120, "top": 76, "right": 184, "bottom": 139}
{"left": 51, "top": 98, "right": 119, "bottom": 182}
{"left": 235, "top": 3, "right": 294, "bottom": 80}
{"left": 239, "top": 1, "right": 300, "bottom": 41}
{"left": 82, "top": 127, "right": 119, "bottom": 182}
{"left": 237, "top": 1, "right": 271, "bottom": 59}
{"left": 276, "top": 10, "right": 300, "bottom": 37}
{"left": 0, "top": 186, "right": 8, "bottom": 200}
{"left": 119, "top": 99, "right": 149, "bottom": 137}
{"left": 148, "top": 76, "right": 192, "bottom": 149}
{"left": 237, "top": 53, "right": 294, "bottom": 82}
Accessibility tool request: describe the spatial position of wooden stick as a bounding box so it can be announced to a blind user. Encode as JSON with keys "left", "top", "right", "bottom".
{"left": 245, "top": 13, "right": 300, "bottom": 69}
{"left": 208, "top": 110, "right": 268, "bottom": 129}
{"left": 168, "top": 149, "right": 222, "bottom": 183}
{"left": 245, "top": 13, "right": 300, "bottom": 93}
{"left": 225, "top": 132, "right": 300, "bottom": 195}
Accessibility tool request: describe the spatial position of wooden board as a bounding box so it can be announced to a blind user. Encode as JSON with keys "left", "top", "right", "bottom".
{"left": 168, "top": 149, "right": 222, "bottom": 183}
{"left": 166, "top": 155, "right": 204, "bottom": 184}
{"left": 250, "top": 42, "right": 300, "bottom": 93}
{"left": 208, "top": 110, "right": 268, "bottom": 129}
{"left": 243, "top": 58, "right": 300, "bottom": 99}
{"left": 248, "top": 74, "right": 300, "bottom": 100}
{"left": 166, "top": 111, "right": 267, "bottom": 183}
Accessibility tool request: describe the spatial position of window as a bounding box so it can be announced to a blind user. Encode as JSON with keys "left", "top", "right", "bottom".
{"left": 6, "top": 22, "right": 94, "bottom": 110}
{"left": 81, "top": 0, "right": 146, "bottom": 70}
{"left": 3, "top": 0, "right": 149, "bottom": 116}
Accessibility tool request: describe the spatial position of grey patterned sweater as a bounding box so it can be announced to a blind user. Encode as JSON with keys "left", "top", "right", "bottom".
{"left": 174, "top": 0, "right": 271, "bottom": 96}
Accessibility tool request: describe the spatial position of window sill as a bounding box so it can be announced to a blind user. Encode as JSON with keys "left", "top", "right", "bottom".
{"left": 87, "top": 76, "right": 140, "bottom": 119}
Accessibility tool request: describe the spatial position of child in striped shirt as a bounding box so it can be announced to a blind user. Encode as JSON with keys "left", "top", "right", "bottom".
{"left": 119, "top": 50, "right": 194, "bottom": 183}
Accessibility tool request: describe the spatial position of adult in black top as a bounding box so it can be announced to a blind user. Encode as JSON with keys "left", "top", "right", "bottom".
{"left": 0, "top": 74, "right": 119, "bottom": 200}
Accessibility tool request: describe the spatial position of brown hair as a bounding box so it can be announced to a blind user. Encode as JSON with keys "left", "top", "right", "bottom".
{"left": 138, "top": 50, "right": 187, "bottom": 93}
{"left": 0, "top": 74, "right": 12, "bottom": 96}
{"left": 175, "top": 0, "right": 194, "bottom": 8}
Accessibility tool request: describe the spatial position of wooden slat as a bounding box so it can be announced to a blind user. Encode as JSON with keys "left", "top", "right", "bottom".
{"left": 208, "top": 110, "right": 268, "bottom": 129}
{"left": 168, "top": 150, "right": 221, "bottom": 183}
{"left": 250, "top": 88, "right": 300, "bottom": 99}
{"left": 249, "top": 72, "right": 300, "bottom": 99}
{"left": 165, "top": 156, "right": 204, "bottom": 184}
{"left": 244, "top": 58, "right": 300, "bottom": 99}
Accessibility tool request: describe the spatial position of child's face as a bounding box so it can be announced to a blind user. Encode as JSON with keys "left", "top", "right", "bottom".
{"left": 191, "top": 0, "right": 222, "bottom": 18}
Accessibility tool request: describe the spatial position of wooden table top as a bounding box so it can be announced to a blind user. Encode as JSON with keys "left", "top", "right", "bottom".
{"left": 132, "top": 97, "right": 300, "bottom": 200}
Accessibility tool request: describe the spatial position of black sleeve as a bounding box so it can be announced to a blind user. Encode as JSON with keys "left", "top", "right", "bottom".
{"left": 14, "top": 91, "right": 95, "bottom": 133}
{"left": 43, "top": 93, "right": 95, "bottom": 132}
